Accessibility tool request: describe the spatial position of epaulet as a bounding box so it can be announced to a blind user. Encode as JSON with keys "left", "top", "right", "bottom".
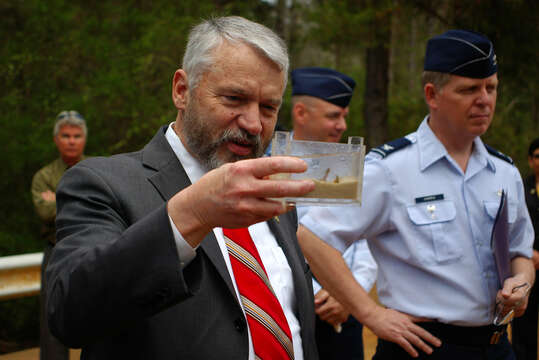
{"left": 370, "top": 137, "right": 412, "bottom": 159}
{"left": 485, "top": 144, "right": 514, "bottom": 165}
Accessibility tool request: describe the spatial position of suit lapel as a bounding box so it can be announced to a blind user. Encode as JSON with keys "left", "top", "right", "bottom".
{"left": 142, "top": 126, "right": 239, "bottom": 304}
{"left": 143, "top": 126, "right": 191, "bottom": 202}
{"left": 199, "top": 234, "right": 239, "bottom": 304}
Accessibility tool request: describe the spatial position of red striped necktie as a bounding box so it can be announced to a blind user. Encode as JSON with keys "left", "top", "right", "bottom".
{"left": 223, "top": 227, "right": 295, "bottom": 360}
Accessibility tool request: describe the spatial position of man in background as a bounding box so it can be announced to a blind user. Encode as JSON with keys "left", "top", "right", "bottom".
{"left": 290, "top": 67, "right": 377, "bottom": 360}
{"left": 31, "top": 110, "right": 87, "bottom": 360}
{"left": 512, "top": 138, "right": 539, "bottom": 360}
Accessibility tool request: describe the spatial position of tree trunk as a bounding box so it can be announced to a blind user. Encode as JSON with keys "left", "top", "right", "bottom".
{"left": 363, "top": 8, "right": 391, "bottom": 149}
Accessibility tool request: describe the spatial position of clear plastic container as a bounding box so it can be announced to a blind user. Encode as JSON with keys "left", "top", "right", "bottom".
{"left": 270, "top": 131, "right": 365, "bottom": 205}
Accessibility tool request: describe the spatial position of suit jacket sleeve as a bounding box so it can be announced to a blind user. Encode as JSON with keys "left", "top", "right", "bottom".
{"left": 46, "top": 160, "right": 204, "bottom": 347}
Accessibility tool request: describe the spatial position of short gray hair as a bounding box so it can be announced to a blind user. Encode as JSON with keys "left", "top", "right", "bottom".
{"left": 291, "top": 95, "right": 317, "bottom": 108}
{"left": 53, "top": 110, "right": 87, "bottom": 137}
{"left": 421, "top": 71, "right": 452, "bottom": 91}
{"left": 182, "top": 16, "right": 289, "bottom": 90}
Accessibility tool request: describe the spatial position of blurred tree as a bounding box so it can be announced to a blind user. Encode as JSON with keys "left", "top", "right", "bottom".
{"left": 362, "top": 0, "right": 393, "bottom": 149}
{"left": 299, "top": 0, "right": 369, "bottom": 142}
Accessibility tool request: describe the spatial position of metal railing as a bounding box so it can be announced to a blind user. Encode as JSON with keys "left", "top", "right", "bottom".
{"left": 0, "top": 252, "right": 43, "bottom": 301}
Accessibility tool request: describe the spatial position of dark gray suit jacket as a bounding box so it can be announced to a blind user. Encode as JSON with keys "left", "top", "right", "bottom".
{"left": 47, "top": 126, "right": 318, "bottom": 359}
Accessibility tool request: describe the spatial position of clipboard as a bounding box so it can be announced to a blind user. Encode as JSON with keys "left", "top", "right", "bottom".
{"left": 490, "top": 189, "right": 510, "bottom": 289}
{"left": 490, "top": 190, "right": 532, "bottom": 325}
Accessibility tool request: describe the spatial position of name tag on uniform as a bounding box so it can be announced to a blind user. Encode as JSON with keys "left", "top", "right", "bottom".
{"left": 415, "top": 194, "right": 444, "bottom": 203}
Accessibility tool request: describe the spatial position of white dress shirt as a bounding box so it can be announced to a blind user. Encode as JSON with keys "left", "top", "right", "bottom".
{"left": 164, "top": 124, "right": 303, "bottom": 360}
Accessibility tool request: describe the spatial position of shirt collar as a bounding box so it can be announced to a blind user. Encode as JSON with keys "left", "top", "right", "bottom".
{"left": 416, "top": 116, "right": 495, "bottom": 173}
{"left": 164, "top": 122, "right": 206, "bottom": 183}
{"left": 471, "top": 136, "right": 496, "bottom": 173}
{"left": 417, "top": 116, "right": 447, "bottom": 171}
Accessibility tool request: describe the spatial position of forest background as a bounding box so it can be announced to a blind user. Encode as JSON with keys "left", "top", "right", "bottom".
{"left": 1, "top": 0, "right": 538, "bottom": 353}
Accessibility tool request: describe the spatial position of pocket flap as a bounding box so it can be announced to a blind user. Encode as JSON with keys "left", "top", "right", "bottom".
{"left": 407, "top": 200, "right": 456, "bottom": 225}
{"left": 483, "top": 200, "right": 517, "bottom": 223}
{"left": 484, "top": 201, "right": 500, "bottom": 219}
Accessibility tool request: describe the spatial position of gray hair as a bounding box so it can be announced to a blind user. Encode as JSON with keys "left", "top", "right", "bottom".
{"left": 182, "top": 16, "right": 289, "bottom": 90}
{"left": 291, "top": 95, "right": 318, "bottom": 108}
{"left": 421, "top": 71, "right": 452, "bottom": 91}
{"left": 53, "top": 110, "right": 87, "bottom": 137}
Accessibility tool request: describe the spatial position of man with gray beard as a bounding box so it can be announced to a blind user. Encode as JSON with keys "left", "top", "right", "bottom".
{"left": 45, "top": 16, "right": 318, "bottom": 360}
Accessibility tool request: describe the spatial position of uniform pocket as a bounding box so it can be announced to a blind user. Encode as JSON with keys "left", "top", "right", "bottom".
{"left": 484, "top": 201, "right": 517, "bottom": 223}
{"left": 406, "top": 200, "right": 461, "bottom": 264}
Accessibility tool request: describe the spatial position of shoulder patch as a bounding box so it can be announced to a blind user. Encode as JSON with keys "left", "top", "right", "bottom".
{"left": 485, "top": 144, "right": 514, "bottom": 165}
{"left": 370, "top": 137, "right": 412, "bottom": 159}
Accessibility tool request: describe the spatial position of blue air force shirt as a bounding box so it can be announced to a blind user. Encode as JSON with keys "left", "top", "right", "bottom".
{"left": 300, "top": 117, "right": 533, "bottom": 326}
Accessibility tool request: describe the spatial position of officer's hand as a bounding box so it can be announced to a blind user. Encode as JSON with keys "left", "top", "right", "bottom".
{"left": 314, "top": 289, "right": 349, "bottom": 326}
{"left": 363, "top": 307, "right": 441, "bottom": 358}
{"left": 497, "top": 275, "right": 531, "bottom": 319}
{"left": 167, "top": 156, "right": 314, "bottom": 247}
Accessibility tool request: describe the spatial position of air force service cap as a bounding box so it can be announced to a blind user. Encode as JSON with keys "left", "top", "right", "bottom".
{"left": 424, "top": 29, "right": 497, "bottom": 79}
{"left": 291, "top": 67, "right": 356, "bottom": 108}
